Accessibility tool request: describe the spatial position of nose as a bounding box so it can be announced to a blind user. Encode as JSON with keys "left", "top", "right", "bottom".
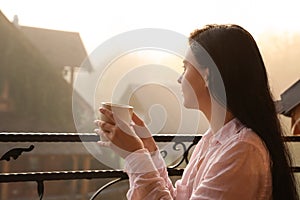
{"left": 177, "top": 74, "right": 183, "bottom": 84}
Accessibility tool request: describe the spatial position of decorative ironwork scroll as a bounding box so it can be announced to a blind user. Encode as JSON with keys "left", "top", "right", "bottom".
{"left": 0, "top": 145, "right": 34, "bottom": 161}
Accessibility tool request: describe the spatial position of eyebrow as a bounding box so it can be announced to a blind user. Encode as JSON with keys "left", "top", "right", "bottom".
{"left": 183, "top": 60, "right": 194, "bottom": 67}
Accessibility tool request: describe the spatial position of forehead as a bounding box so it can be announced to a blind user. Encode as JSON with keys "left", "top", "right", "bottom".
{"left": 183, "top": 59, "right": 206, "bottom": 75}
{"left": 184, "top": 48, "right": 200, "bottom": 67}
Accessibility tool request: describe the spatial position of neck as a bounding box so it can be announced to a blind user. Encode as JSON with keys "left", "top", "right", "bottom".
{"left": 203, "top": 98, "right": 234, "bottom": 133}
{"left": 210, "top": 111, "right": 234, "bottom": 133}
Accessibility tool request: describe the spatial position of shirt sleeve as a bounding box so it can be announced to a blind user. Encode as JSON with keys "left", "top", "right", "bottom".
{"left": 190, "top": 142, "right": 271, "bottom": 200}
{"left": 150, "top": 150, "right": 176, "bottom": 197}
{"left": 124, "top": 149, "right": 175, "bottom": 200}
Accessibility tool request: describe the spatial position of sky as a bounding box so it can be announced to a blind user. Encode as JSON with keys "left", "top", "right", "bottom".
{"left": 1, "top": 0, "right": 300, "bottom": 54}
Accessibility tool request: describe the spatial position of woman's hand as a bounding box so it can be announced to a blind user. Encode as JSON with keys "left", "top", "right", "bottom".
{"left": 95, "top": 107, "right": 144, "bottom": 158}
{"left": 131, "top": 113, "right": 158, "bottom": 153}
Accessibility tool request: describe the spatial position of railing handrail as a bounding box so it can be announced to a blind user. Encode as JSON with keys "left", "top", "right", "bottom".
{"left": 1, "top": 167, "right": 299, "bottom": 183}
{"left": 0, "top": 132, "right": 201, "bottom": 142}
{"left": 0, "top": 132, "right": 299, "bottom": 142}
{"left": 0, "top": 168, "right": 186, "bottom": 183}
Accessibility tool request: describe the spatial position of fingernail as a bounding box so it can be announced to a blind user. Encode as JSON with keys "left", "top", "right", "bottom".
{"left": 97, "top": 141, "right": 110, "bottom": 147}
{"left": 129, "top": 121, "right": 135, "bottom": 126}
{"left": 94, "top": 120, "right": 100, "bottom": 125}
{"left": 99, "top": 107, "right": 105, "bottom": 113}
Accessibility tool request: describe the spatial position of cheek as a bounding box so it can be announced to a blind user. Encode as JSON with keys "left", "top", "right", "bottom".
{"left": 179, "top": 74, "right": 186, "bottom": 91}
{"left": 181, "top": 75, "right": 199, "bottom": 107}
{"left": 181, "top": 74, "right": 191, "bottom": 94}
{"left": 182, "top": 72, "right": 201, "bottom": 94}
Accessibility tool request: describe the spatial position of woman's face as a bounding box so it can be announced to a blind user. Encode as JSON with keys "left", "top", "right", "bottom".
{"left": 178, "top": 60, "right": 210, "bottom": 111}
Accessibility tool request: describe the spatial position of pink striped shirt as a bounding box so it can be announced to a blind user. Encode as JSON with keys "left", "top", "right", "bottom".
{"left": 124, "top": 118, "right": 272, "bottom": 199}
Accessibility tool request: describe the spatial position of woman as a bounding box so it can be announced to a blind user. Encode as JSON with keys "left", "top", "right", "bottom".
{"left": 95, "top": 24, "right": 299, "bottom": 199}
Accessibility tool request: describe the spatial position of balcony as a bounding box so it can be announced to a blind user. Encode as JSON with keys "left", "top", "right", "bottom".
{"left": 0, "top": 133, "right": 300, "bottom": 200}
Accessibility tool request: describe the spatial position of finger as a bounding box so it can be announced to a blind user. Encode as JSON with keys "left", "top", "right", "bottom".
{"left": 99, "top": 107, "right": 115, "bottom": 124}
{"left": 94, "top": 128, "right": 101, "bottom": 134}
{"left": 95, "top": 129, "right": 112, "bottom": 143}
{"left": 97, "top": 141, "right": 111, "bottom": 147}
{"left": 94, "top": 120, "right": 104, "bottom": 128}
{"left": 94, "top": 119, "right": 100, "bottom": 126}
{"left": 94, "top": 128, "right": 109, "bottom": 135}
{"left": 132, "top": 112, "right": 145, "bottom": 126}
{"left": 97, "top": 120, "right": 115, "bottom": 133}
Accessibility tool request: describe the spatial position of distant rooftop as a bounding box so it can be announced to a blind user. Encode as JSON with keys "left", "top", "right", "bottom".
{"left": 276, "top": 79, "right": 300, "bottom": 117}
{"left": 20, "top": 25, "right": 93, "bottom": 72}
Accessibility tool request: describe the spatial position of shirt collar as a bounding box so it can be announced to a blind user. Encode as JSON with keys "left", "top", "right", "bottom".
{"left": 209, "top": 118, "right": 245, "bottom": 146}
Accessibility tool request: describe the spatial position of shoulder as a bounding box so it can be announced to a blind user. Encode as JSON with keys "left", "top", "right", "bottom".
{"left": 237, "top": 128, "right": 267, "bottom": 151}
{"left": 222, "top": 128, "right": 270, "bottom": 163}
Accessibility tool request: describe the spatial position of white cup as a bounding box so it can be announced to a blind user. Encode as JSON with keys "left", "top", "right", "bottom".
{"left": 99, "top": 102, "right": 134, "bottom": 141}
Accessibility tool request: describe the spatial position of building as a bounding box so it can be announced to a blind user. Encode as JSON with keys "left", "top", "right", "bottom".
{"left": 0, "top": 11, "right": 94, "bottom": 132}
{"left": 0, "top": 11, "right": 103, "bottom": 200}
{"left": 276, "top": 79, "right": 300, "bottom": 135}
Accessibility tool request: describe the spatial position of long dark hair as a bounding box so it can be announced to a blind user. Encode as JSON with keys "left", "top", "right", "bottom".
{"left": 189, "top": 24, "right": 299, "bottom": 200}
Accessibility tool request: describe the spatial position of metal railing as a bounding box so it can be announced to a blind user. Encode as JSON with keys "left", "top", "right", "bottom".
{"left": 0, "top": 133, "right": 299, "bottom": 200}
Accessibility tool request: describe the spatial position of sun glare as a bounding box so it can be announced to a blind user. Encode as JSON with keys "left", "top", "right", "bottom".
{"left": 1, "top": 0, "right": 300, "bottom": 53}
